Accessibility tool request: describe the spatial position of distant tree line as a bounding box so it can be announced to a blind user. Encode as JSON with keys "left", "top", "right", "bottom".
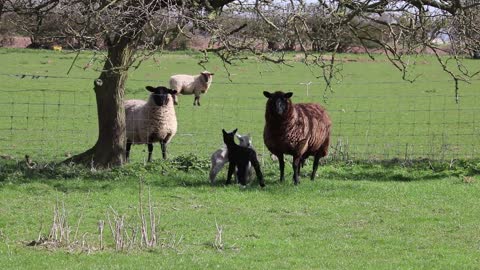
{"left": 1, "top": 1, "right": 478, "bottom": 57}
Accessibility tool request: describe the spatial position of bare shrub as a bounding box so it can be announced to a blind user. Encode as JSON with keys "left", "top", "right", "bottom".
{"left": 27, "top": 179, "right": 173, "bottom": 253}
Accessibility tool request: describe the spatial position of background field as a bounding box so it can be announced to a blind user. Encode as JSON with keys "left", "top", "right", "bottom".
{"left": 0, "top": 48, "right": 479, "bottom": 162}
{"left": 1, "top": 49, "right": 480, "bottom": 269}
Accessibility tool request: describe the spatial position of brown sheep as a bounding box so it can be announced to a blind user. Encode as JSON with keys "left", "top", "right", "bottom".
{"left": 263, "top": 91, "right": 331, "bottom": 185}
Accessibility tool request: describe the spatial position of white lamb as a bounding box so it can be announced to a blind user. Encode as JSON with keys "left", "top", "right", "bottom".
{"left": 169, "top": 71, "right": 214, "bottom": 106}
{"left": 209, "top": 133, "right": 254, "bottom": 184}
{"left": 125, "top": 86, "right": 178, "bottom": 162}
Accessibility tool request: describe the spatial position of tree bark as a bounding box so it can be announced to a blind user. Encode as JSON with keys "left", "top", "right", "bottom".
{"left": 64, "top": 37, "right": 134, "bottom": 168}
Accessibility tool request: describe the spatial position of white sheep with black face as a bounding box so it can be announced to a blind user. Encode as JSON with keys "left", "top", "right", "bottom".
{"left": 125, "top": 86, "right": 177, "bottom": 162}
{"left": 169, "top": 71, "right": 214, "bottom": 106}
{"left": 209, "top": 133, "right": 254, "bottom": 184}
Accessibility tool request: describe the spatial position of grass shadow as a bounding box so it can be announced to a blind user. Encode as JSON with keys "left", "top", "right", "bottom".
{"left": 0, "top": 159, "right": 130, "bottom": 193}
{"left": 1, "top": 157, "right": 479, "bottom": 193}
{"left": 318, "top": 158, "right": 479, "bottom": 182}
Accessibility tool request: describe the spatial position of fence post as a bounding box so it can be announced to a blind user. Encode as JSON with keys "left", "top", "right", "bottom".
{"left": 299, "top": 81, "right": 312, "bottom": 96}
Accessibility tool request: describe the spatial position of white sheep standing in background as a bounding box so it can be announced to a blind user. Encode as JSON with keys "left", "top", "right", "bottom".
{"left": 209, "top": 133, "right": 254, "bottom": 184}
{"left": 125, "top": 86, "right": 178, "bottom": 162}
{"left": 169, "top": 71, "right": 214, "bottom": 106}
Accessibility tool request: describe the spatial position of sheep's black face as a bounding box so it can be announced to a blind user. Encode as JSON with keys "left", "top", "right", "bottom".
{"left": 222, "top": 128, "right": 238, "bottom": 146}
{"left": 201, "top": 71, "right": 214, "bottom": 83}
{"left": 146, "top": 86, "right": 178, "bottom": 106}
{"left": 152, "top": 92, "right": 169, "bottom": 106}
{"left": 263, "top": 91, "right": 293, "bottom": 116}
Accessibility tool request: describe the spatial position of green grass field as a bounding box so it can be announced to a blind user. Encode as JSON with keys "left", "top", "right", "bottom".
{"left": 0, "top": 48, "right": 479, "bottom": 161}
{"left": 1, "top": 48, "right": 480, "bottom": 269}
{"left": 1, "top": 161, "right": 480, "bottom": 269}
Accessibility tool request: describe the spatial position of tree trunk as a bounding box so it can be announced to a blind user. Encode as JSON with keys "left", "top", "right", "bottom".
{"left": 65, "top": 38, "right": 134, "bottom": 168}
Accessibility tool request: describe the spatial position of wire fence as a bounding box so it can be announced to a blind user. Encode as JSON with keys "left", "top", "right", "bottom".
{"left": 0, "top": 72, "right": 479, "bottom": 163}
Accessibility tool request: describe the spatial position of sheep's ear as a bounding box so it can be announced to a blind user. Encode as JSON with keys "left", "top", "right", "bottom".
{"left": 285, "top": 92, "right": 293, "bottom": 98}
{"left": 263, "top": 91, "right": 272, "bottom": 98}
{"left": 146, "top": 86, "right": 155, "bottom": 92}
{"left": 222, "top": 129, "right": 227, "bottom": 135}
{"left": 233, "top": 128, "right": 238, "bottom": 134}
{"left": 170, "top": 89, "right": 178, "bottom": 95}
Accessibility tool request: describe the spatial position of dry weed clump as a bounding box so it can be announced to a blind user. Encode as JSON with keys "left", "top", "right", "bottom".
{"left": 26, "top": 179, "right": 178, "bottom": 253}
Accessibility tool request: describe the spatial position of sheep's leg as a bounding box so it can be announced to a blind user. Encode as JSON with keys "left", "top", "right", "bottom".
{"left": 161, "top": 134, "right": 172, "bottom": 160}
{"left": 126, "top": 140, "right": 132, "bottom": 162}
{"left": 311, "top": 153, "right": 321, "bottom": 181}
{"left": 160, "top": 141, "right": 167, "bottom": 159}
{"left": 300, "top": 155, "right": 307, "bottom": 168}
{"left": 319, "top": 137, "right": 330, "bottom": 158}
{"left": 277, "top": 153, "right": 285, "bottom": 182}
{"left": 226, "top": 162, "right": 235, "bottom": 185}
{"left": 173, "top": 94, "right": 179, "bottom": 105}
{"left": 292, "top": 156, "right": 302, "bottom": 185}
{"left": 147, "top": 143, "right": 153, "bottom": 162}
{"left": 209, "top": 159, "right": 227, "bottom": 184}
{"left": 311, "top": 137, "right": 330, "bottom": 180}
{"left": 193, "top": 96, "right": 201, "bottom": 106}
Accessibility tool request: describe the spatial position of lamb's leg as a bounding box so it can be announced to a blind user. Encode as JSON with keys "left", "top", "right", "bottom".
{"left": 237, "top": 163, "right": 248, "bottom": 186}
{"left": 209, "top": 159, "right": 227, "bottom": 184}
{"left": 173, "top": 94, "right": 179, "bottom": 105}
{"left": 277, "top": 153, "right": 285, "bottom": 182}
{"left": 126, "top": 140, "right": 132, "bottom": 162}
{"left": 226, "top": 162, "right": 235, "bottom": 185}
{"left": 292, "top": 156, "right": 302, "bottom": 185}
{"left": 147, "top": 143, "right": 153, "bottom": 162}
{"left": 250, "top": 153, "right": 265, "bottom": 187}
{"left": 160, "top": 141, "right": 167, "bottom": 159}
{"left": 247, "top": 161, "right": 254, "bottom": 182}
